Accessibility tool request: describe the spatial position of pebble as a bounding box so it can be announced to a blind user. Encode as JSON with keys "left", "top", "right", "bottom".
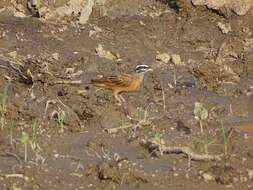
{"left": 202, "top": 173, "right": 214, "bottom": 181}
{"left": 217, "top": 22, "right": 232, "bottom": 34}
{"left": 156, "top": 53, "right": 171, "bottom": 64}
{"left": 171, "top": 54, "right": 182, "bottom": 66}
{"left": 52, "top": 52, "right": 60, "bottom": 60}
{"left": 247, "top": 169, "right": 253, "bottom": 179}
{"left": 8, "top": 51, "right": 18, "bottom": 59}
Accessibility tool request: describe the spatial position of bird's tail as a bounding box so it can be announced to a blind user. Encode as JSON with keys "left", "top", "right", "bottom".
{"left": 91, "top": 79, "right": 107, "bottom": 87}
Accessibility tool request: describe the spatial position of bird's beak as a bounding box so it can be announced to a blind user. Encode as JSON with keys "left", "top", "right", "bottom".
{"left": 148, "top": 68, "right": 153, "bottom": 72}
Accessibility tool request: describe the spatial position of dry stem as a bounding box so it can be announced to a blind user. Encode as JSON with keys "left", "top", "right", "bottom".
{"left": 52, "top": 80, "right": 82, "bottom": 85}
{"left": 140, "top": 139, "right": 222, "bottom": 161}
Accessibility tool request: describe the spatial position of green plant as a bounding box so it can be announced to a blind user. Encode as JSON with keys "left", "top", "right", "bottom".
{"left": 31, "top": 120, "right": 40, "bottom": 151}
{"left": 220, "top": 121, "right": 233, "bottom": 156}
{"left": 194, "top": 102, "right": 208, "bottom": 133}
{"left": 0, "top": 86, "right": 8, "bottom": 129}
{"left": 153, "top": 133, "right": 162, "bottom": 143}
{"left": 173, "top": 65, "right": 177, "bottom": 86}
{"left": 57, "top": 110, "right": 66, "bottom": 132}
{"left": 21, "top": 132, "right": 29, "bottom": 162}
{"left": 0, "top": 85, "right": 8, "bottom": 116}
{"left": 137, "top": 103, "right": 154, "bottom": 126}
{"left": 193, "top": 137, "right": 215, "bottom": 155}
{"left": 9, "top": 121, "right": 16, "bottom": 146}
{"left": 152, "top": 133, "right": 165, "bottom": 145}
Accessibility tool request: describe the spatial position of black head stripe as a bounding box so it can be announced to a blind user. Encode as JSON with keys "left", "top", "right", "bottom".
{"left": 135, "top": 65, "right": 149, "bottom": 70}
{"left": 135, "top": 65, "right": 150, "bottom": 73}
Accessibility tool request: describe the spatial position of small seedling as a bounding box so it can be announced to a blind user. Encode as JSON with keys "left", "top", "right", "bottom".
{"left": 138, "top": 105, "right": 152, "bottom": 127}
{"left": 172, "top": 65, "right": 177, "bottom": 87}
{"left": 193, "top": 137, "right": 215, "bottom": 155}
{"left": 0, "top": 85, "right": 8, "bottom": 129}
{"left": 152, "top": 133, "right": 165, "bottom": 155}
{"left": 0, "top": 85, "right": 8, "bottom": 117}
{"left": 31, "top": 120, "right": 40, "bottom": 151}
{"left": 194, "top": 102, "right": 208, "bottom": 133}
{"left": 153, "top": 133, "right": 165, "bottom": 145}
{"left": 153, "top": 133, "right": 162, "bottom": 144}
{"left": 57, "top": 110, "right": 66, "bottom": 132}
{"left": 220, "top": 121, "right": 233, "bottom": 156}
{"left": 9, "top": 121, "right": 16, "bottom": 146}
{"left": 21, "top": 132, "right": 29, "bottom": 162}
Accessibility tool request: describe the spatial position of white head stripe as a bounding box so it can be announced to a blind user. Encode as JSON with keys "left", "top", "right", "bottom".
{"left": 135, "top": 65, "right": 149, "bottom": 69}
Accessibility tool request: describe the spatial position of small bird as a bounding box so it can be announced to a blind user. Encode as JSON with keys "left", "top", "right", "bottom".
{"left": 91, "top": 64, "right": 153, "bottom": 105}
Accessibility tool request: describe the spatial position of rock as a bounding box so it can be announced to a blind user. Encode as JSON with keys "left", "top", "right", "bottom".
{"left": 13, "top": 11, "right": 27, "bottom": 18}
{"left": 28, "top": 0, "right": 40, "bottom": 7}
{"left": 11, "top": 2, "right": 27, "bottom": 18}
{"left": 89, "top": 26, "right": 102, "bottom": 37}
{"left": 192, "top": 0, "right": 253, "bottom": 16}
{"left": 248, "top": 169, "right": 253, "bottom": 179}
{"left": 55, "top": 0, "right": 95, "bottom": 24}
{"left": 171, "top": 54, "right": 183, "bottom": 66}
{"left": 79, "top": 0, "right": 95, "bottom": 24}
{"left": 244, "top": 38, "right": 253, "bottom": 52}
{"left": 52, "top": 53, "right": 59, "bottom": 60}
{"left": 156, "top": 53, "right": 171, "bottom": 64}
{"left": 77, "top": 89, "right": 88, "bottom": 97}
{"left": 217, "top": 22, "right": 231, "bottom": 34}
{"left": 65, "top": 68, "right": 75, "bottom": 74}
{"left": 95, "top": 44, "right": 117, "bottom": 61}
{"left": 8, "top": 51, "right": 17, "bottom": 59}
{"left": 202, "top": 173, "right": 215, "bottom": 181}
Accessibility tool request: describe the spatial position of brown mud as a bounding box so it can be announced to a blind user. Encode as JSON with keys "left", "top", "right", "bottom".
{"left": 0, "top": 1, "right": 253, "bottom": 189}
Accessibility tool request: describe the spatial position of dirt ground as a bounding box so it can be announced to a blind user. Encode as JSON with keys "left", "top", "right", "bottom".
{"left": 0, "top": 0, "right": 253, "bottom": 189}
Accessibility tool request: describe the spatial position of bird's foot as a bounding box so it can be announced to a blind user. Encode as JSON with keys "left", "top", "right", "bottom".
{"left": 116, "top": 101, "right": 122, "bottom": 106}
{"left": 119, "top": 95, "right": 126, "bottom": 103}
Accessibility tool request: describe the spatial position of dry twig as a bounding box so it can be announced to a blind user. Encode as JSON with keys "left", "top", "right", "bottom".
{"left": 51, "top": 80, "right": 82, "bottom": 85}
{"left": 0, "top": 55, "right": 33, "bottom": 84}
{"left": 0, "top": 173, "right": 29, "bottom": 180}
{"left": 140, "top": 139, "right": 222, "bottom": 161}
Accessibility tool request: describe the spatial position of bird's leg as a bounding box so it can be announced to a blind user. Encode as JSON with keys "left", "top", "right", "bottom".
{"left": 119, "top": 94, "right": 126, "bottom": 103}
{"left": 114, "top": 92, "right": 122, "bottom": 106}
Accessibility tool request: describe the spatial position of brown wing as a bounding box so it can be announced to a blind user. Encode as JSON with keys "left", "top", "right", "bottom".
{"left": 91, "top": 74, "right": 133, "bottom": 88}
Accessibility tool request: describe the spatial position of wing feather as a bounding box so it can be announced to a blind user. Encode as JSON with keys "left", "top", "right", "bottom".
{"left": 91, "top": 74, "right": 133, "bottom": 88}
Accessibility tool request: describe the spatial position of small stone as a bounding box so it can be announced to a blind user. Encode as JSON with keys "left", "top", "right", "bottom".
{"left": 248, "top": 169, "right": 253, "bottom": 179}
{"left": 79, "top": 0, "right": 95, "bottom": 24}
{"left": 65, "top": 68, "right": 75, "bottom": 74}
{"left": 139, "top": 21, "right": 146, "bottom": 26}
{"left": 156, "top": 53, "right": 171, "bottom": 64}
{"left": 217, "top": 22, "right": 232, "bottom": 34}
{"left": 13, "top": 11, "right": 27, "bottom": 18}
{"left": 95, "top": 44, "right": 117, "bottom": 61}
{"left": 171, "top": 54, "right": 182, "bottom": 66}
{"left": 8, "top": 51, "right": 17, "bottom": 59}
{"left": 202, "top": 173, "right": 214, "bottom": 181}
{"left": 52, "top": 53, "right": 59, "bottom": 60}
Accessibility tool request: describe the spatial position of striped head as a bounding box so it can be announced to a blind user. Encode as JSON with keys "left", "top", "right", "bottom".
{"left": 135, "top": 64, "right": 153, "bottom": 74}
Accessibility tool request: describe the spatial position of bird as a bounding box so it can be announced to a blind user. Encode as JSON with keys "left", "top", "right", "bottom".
{"left": 91, "top": 64, "right": 153, "bottom": 105}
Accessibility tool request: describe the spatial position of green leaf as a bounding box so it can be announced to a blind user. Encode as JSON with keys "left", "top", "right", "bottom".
{"left": 194, "top": 102, "right": 208, "bottom": 120}
{"left": 58, "top": 110, "right": 66, "bottom": 124}
{"left": 21, "top": 132, "right": 29, "bottom": 144}
{"left": 154, "top": 133, "right": 161, "bottom": 142}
